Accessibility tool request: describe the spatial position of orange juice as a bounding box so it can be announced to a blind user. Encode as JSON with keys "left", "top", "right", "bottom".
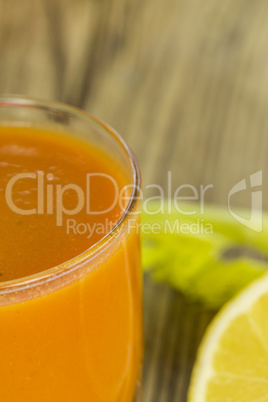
{"left": 0, "top": 98, "right": 142, "bottom": 402}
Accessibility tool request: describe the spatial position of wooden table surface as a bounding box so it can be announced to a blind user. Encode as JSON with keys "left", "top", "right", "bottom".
{"left": 1, "top": 1, "right": 268, "bottom": 400}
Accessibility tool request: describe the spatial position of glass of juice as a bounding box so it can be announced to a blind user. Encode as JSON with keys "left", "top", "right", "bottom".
{"left": 0, "top": 96, "right": 142, "bottom": 402}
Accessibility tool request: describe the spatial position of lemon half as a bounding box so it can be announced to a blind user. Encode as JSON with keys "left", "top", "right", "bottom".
{"left": 188, "top": 274, "right": 268, "bottom": 401}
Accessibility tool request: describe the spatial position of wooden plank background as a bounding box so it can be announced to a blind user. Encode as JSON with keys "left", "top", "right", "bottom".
{"left": 0, "top": 1, "right": 268, "bottom": 400}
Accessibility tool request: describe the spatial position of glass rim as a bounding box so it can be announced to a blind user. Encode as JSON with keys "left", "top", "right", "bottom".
{"left": 0, "top": 95, "right": 141, "bottom": 294}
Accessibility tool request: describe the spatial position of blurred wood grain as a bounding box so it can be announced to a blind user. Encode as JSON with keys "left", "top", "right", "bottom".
{"left": 0, "top": 0, "right": 268, "bottom": 400}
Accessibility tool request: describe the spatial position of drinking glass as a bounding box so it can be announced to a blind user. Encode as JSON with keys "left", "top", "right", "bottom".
{"left": 0, "top": 96, "right": 143, "bottom": 402}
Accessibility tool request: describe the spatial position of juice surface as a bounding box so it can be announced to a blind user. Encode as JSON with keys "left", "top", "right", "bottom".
{"left": 0, "top": 126, "right": 127, "bottom": 282}
{"left": 0, "top": 126, "right": 143, "bottom": 402}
